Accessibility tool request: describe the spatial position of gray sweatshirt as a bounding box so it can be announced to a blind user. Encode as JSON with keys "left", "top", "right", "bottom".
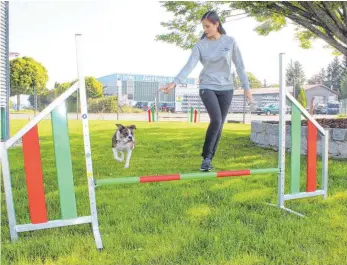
{"left": 173, "top": 34, "right": 249, "bottom": 91}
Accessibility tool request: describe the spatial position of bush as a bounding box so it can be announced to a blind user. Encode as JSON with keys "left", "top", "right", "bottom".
{"left": 120, "top": 105, "right": 144, "bottom": 113}
{"left": 297, "top": 88, "right": 307, "bottom": 108}
{"left": 88, "top": 96, "right": 118, "bottom": 113}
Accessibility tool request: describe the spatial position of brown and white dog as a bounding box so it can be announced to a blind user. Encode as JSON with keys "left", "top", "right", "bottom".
{"left": 112, "top": 124, "right": 136, "bottom": 168}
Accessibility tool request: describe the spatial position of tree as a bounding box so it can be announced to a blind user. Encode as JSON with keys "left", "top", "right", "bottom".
{"left": 247, "top": 72, "right": 262, "bottom": 88}
{"left": 28, "top": 88, "right": 55, "bottom": 111}
{"left": 340, "top": 73, "right": 347, "bottom": 99}
{"left": 294, "top": 83, "right": 302, "bottom": 100}
{"left": 10, "top": 57, "right": 48, "bottom": 111}
{"left": 54, "top": 76, "right": 104, "bottom": 113}
{"left": 297, "top": 87, "right": 307, "bottom": 108}
{"left": 54, "top": 80, "right": 78, "bottom": 97}
{"left": 342, "top": 55, "right": 347, "bottom": 77}
{"left": 54, "top": 77, "right": 103, "bottom": 99}
{"left": 232, "top": 72, "right": 241, "bottom": 89}
{"left": 232, "top": 71, "right": 261, "bottom": 89}
{"left": 157, "top": 2, "right": 347, "bottom": 56}
{"left": 85, "top": 77, "right": 104, "bottom": 99}
{"left": 342, "top": 55, "right": 347, "bottom": 69}
{"left": 263, "top": 79, "right": 268, "bottom": 88}
{"left": 286, "top": 60, "right": 306, "bottom": 91}
{"left": 324, "top": 57, "right": 343, "bottom": 92}
{"left": 308, "top": 68, "right": 325, "bottom": 85}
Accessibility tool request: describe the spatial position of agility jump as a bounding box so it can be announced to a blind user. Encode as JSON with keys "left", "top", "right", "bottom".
{"left": 0, "top": 37, "right": 329, "bottom": 250}
{"left": 147, "top": 106, "right": 200, "bottom": 123}
{"left": 0, "top": 35, "right": 103, "bottom": 249}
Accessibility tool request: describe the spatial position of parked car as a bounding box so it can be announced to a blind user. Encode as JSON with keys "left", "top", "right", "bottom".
{"left": 159, "top": 102, "right": 175, "bottom": 112}
{"left": 134, "top": 101, "right": 158, "bottom": 111}
{"left": 133, "top": 101, "right": 148, "bottom": 110}
{"left": 327, "top": 102, "right": 340, "bottom": 115}
{"left": 256, "top": 103, "right": 279, "bottom": 115}
{"left": 313, "top": 104, "right": 327, "bottom": 114}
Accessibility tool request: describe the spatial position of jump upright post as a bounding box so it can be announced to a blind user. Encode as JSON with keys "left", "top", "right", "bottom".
{"left": 0, "top": 34, "right": 103, "bottom": 249}
{"left": 188, "top": 107, "right": 199, "bottom": 123}
{"left": 275, "top": 53, "right": 329, "bottom": 216}
{"left": 147, "top": 106, "right": 156, "bottom": 122}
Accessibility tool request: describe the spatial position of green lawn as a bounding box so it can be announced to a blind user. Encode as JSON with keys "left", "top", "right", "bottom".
{"left": 1, "top": 120, "right": 347, "bottom": 265}
{"left": 9, "top": 110, "right": 35, "bottom": 114}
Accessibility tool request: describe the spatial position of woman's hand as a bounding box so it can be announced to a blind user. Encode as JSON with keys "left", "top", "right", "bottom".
{"left": 245, "top": 89, "right": 253, "bottom": 104}
{"left": 159, "top": 82, "right": 176, "bottom": 94}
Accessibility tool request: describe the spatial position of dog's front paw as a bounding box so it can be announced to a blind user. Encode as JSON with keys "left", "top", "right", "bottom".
{"left": 124, "top": 164, "right": 129, "bottom": 168}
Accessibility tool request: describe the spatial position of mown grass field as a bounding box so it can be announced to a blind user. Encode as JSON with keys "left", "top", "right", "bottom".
{"left": 1, "top": 120, "right": 347, "bottom": 265}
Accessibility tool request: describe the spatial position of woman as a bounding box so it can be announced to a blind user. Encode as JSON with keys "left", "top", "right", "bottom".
{"left": 160, "top": 10, "right": 253, "bottom": 171}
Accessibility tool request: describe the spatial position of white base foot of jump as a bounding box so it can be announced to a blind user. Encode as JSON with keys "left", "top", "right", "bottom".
{"left": 266, "top": 203, "right": 306, "bottom": 217}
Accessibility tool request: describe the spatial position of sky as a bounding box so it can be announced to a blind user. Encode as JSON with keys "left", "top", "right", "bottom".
{"left": 9, "top": 1, "right": 338, "bottom": 93}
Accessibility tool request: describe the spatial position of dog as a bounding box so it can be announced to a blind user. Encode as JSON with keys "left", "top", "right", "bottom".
{"left": 112, "top": 124, "right": 136, "bottom": 168}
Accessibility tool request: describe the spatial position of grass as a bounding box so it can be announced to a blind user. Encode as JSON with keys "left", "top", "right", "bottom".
{"left": 1, "top": 120, "right": 347, "bottom": 265}
{"left": 9, "top": 110, "right": 35, "bottom": 114}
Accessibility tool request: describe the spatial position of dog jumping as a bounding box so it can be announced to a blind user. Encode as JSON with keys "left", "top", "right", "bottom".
{"left": 112, "top": 124, "right": 136, "bottom": 168}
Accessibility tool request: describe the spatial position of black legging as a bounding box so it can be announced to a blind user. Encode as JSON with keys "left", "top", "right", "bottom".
{"left": 199, "top": 88, "right": 234, "bottom": 159}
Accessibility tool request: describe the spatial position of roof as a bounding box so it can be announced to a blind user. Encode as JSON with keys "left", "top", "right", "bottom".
{"left": 233, "top": 84, "right": 339, "bottom": 96}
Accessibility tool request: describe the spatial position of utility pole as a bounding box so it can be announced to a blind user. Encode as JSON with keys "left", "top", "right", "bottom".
{"left": 116, "top": 79, "right": 122, "bottom": 120}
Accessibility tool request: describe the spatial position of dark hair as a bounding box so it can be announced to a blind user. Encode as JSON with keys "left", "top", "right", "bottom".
{"left": 200, "top": 11, "right": 226, "bottom": 39}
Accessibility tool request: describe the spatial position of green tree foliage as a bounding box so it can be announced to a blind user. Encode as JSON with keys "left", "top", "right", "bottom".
{"left": 342, "top": 55, "right": 347, "bottom": 69}
{"left": 54, "top": 77, "right": 103, "bottom": 99}
{"left": 28, "top": 88, "right": 56, "bottom": 111}
{"left": 247, "top": 72, "right": 262, "bottom": 88}
{"left": 53, "top": 77, "right": 104, "bottom": 113}
{"left": 157, "top": 2, "right": 347, "bottom": 56}
{"left": 308, "top": 68, "right": 325, "bottom": 85}
{"left": 54, "top": 80, "right": 78, "bottom": 97}
{"left": 286, "top": 60, "right": 306, "bottom": 86}
{"left": 88, "top": 96, "right": 118, "bottom": 113}
{"left": 233, "top": 72, "right": 262, "bottom": 89}
{"left": 10, "top": 56, "right": 48, "bottom": 110}
{"left": 324, "top": 57, "right": 344, "bottom": 92}
{"left": 340, "top": 73, "right": 347, "bottom": 99}
{"left": 85, "top": 77, "right": 104, "bottom": 99}
{"left": 297, "top": 87, "right": 307, "bottom": 108}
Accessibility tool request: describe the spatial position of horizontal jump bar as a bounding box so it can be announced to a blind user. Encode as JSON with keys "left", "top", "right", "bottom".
{"left": 95, "top": 168, "right": 279, "bottom": 187}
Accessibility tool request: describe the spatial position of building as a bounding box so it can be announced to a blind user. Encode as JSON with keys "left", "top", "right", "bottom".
{"left": 233, "top": 84, "right": 339, "bottom": 105}
{"left": 97, "top": 72, "right": 340, "bottom": 113}
{"left": 181, "top": 84, "right": 339, "bottom": 113}
{"left": 97, "top": 73, "right": 198, "bottom": 106}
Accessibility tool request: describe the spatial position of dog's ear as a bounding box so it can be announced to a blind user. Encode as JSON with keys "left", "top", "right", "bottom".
{"left": 128, "top": 125, "right": 136, "bottom": 131}
{"left": 115, "top": 124, "right": 124, "bottom": 130}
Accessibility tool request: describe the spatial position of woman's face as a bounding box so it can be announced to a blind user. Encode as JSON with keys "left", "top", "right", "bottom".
{"left": 202, "top": 18, "right": 219, "bottom": 38}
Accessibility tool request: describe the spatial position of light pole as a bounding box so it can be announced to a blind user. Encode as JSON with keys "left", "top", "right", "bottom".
{"left": 117, "top": 79, "right": 122, "bottom": 120}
